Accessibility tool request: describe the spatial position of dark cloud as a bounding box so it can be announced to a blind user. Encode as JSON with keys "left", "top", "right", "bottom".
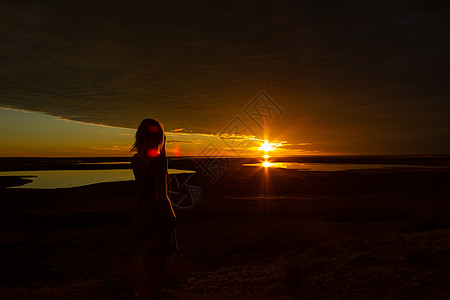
{"left": 0, "top": 0, "right": 449, "bottom": 154}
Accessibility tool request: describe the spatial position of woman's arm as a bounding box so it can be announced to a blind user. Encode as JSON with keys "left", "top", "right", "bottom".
{"left": 154, "top": 157, "right": 177, "bottom": 229}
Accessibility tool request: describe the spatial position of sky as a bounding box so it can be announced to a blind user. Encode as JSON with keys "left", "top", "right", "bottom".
{"left": 0, "top": 0, "right": 449, "bottom": 156}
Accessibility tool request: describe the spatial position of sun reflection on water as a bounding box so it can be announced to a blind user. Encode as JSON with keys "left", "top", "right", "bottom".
{"left": 262, "top": 161, "right": 273, "bottom": 168}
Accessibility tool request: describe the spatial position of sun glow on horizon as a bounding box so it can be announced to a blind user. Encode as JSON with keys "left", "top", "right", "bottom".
{"left": 1, "top": 107, "right": 315, "bottom": 157}
{"left": 259, "top": 140, "right": 279, "bottom": 168}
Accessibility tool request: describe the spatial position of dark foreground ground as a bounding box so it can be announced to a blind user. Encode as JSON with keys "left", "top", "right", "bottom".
{"left": 1, "top": 165, "right": 450, "bottom": 299}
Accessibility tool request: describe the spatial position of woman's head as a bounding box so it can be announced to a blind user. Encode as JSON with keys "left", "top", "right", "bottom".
{"left": 132, "top": 119, "right": 165, "bottom": 157}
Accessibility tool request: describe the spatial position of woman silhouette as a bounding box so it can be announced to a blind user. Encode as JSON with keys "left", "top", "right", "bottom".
{"left": 131, "top": 119, "right": 178, "bottom": 300}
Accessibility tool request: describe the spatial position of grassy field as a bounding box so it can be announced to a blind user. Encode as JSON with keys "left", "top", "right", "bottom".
{"left": 1, "top": 165, "right": 449, "bottom": 299}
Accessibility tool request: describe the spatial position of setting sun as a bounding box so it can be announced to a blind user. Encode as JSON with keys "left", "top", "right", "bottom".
{"left": 259, "top": 141, "right": 276, "bottom": 152}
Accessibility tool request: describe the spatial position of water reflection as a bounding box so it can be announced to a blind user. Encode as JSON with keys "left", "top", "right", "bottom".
{"left": 243, "top": 162, "right": 434, "bottom": 171}
{"left": 2, "top": 169, "right": 194, "bottom": 189}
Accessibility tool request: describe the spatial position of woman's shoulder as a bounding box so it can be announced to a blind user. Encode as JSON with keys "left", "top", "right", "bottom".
{"left": 150, "top": 156, "right": 167, "bottom": 173}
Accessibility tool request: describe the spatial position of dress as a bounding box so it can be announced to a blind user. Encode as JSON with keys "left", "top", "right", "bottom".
{"left": 131, "top": 154, "right": 178, "bottom": 258}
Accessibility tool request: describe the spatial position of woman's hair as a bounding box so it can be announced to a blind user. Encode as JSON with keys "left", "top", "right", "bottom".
{"left": 132, "top": 119, "right": 165, "bottom": 156}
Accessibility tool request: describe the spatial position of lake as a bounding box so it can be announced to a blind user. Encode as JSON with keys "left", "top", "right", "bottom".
{"left": 2, "top": 169, "right": 195, "bottom": 189}
{"left": 1, "top": 156, "right": 448, "bottom": 189}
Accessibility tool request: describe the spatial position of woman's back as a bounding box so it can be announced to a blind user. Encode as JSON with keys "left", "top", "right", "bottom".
{"left": 132, "top": 154, "right": 159, "bottom": 206}
{"left": 131, "top": 154, "right": 172, "bottom": 258}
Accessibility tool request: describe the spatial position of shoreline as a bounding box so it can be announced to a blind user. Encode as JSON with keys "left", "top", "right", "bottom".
{"left": 2, "top": 155, "right": 450, "bottom": 189}
{"left": 2, "top": 165, "right": 449, "bottom": 190}
{"left": 1, "top": 155, "right": 449, "bottom": 172}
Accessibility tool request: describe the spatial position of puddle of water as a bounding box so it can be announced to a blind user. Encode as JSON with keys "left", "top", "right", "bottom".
{"left": 242, "top": 162, "right": 436, "bottom": 171}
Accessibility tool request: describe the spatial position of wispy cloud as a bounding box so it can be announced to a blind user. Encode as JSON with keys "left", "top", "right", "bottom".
{"left": 90, "top": 146, "right": 130, "bottom": 152}
{"left": 278, "top": 143, "right": 312, "bottom": 150}
{"left": 165, "top": 140, "right": 197, "bottom": 144}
